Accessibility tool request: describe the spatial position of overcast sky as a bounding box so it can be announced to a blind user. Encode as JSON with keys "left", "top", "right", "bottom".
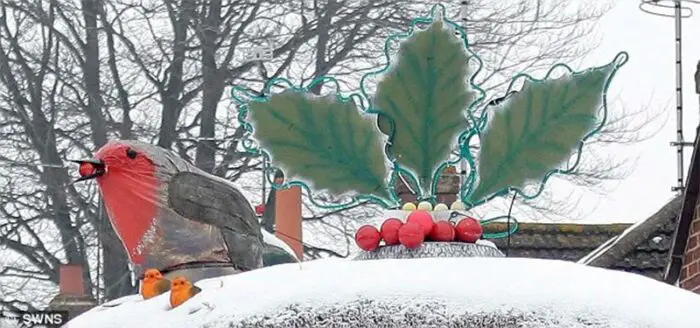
{"left": 558, "top": 0, "right": 700, "bottom": 223}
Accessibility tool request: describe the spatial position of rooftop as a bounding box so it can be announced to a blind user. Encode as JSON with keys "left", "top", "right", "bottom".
{"left": 483, "top": 201, "right": 680, "bottom": 282}
{"left": 484, "top": 222, "right": 630, "bottom": 262}
{"left": 578, "top": 195, "right": 682, "bottom": 281}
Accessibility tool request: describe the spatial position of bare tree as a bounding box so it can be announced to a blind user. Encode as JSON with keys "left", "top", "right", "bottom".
{"left": 0, "top": 0, "right": 634, "bottom": 313}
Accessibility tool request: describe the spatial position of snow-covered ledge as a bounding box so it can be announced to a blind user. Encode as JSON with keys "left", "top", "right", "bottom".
{"left": 65, "top": 209, "right": 698, "bottom": 328}
{"left": 66, "top": 257, "right": 700, "bottom": 328}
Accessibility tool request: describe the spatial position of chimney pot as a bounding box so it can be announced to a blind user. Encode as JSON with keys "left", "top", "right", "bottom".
{"left": 49, "top": 263, "right": 97, "bottom": 322}
{"left": 396, "top": 167, "right": 460, "bottom": 204}
{"left": 274, "top": 176, "right": 304, "bottom": 260}
{"left": 59, "top": 264, "right": 85, "bottom": 296}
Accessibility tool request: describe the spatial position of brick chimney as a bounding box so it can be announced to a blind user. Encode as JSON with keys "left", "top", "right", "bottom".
{"left": 395, "top": 165, "right": 460, "bottom": 205}
{"left": 47, "top": 263, "right": 97, "bottom": 321}
{"left": 680, "top": 210, "right": 700, "bottom": 293}
{"left": 273, "top": 172, "right": 304, "bottom": 260}
{"left": 673, "top": 67, "right": 700, "bottom": 290}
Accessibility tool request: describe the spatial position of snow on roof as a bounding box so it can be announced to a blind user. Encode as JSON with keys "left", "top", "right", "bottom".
{"left": 261, "top": 229, "right": 298, "bottom": 260}
{"left": 577, "top": 233, "right": 621, "bottom": 264}
{"left": 577, "top": 211, "right": 653, "bottom": 265}
{"left": 66, "top": 257, "right": 700, "bottom": 328}
{"left": 577, "top": 196, "right": 682, "bottom": 266}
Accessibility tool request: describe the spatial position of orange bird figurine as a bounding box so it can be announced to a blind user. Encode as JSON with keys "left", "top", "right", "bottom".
{"left": 141, "top": 268, "right": 171, "bottom": 300}
{"left": 169, "top": 276, "right": 202, "bottom": 308}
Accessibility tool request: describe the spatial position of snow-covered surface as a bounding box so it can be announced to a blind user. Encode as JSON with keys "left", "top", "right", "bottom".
{"left": 66, "top": 257, "right": 700, "bottom": 328}
{"left": 475, "top": 239, "right": 497, "bottom": 248}
{"left": 577, "top": 234, "right": 619, "bottom": 264}
{"left": 576, "top": 215, "right": 648, "bottom": 264}
{"left": 261, "top": 229, "right": 298, "bottom": 260}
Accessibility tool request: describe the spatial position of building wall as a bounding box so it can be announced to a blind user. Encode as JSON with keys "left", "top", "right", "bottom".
{"left": 680, "top": 199, "right": 700, "bottom": 293}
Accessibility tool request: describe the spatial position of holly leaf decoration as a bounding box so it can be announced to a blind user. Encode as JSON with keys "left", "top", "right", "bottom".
{"left": 249, "top": 92, "right": 390, "bottom": 199}
{"left": 374, "top": 21, "right": 473, "bottom": 193}
{"left": 469, "top": 64, "right": 616, "bottom": 203}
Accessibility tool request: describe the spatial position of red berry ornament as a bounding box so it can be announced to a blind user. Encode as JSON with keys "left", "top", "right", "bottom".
{"left": 429, "top": 221, "right": 456, "bottom": 242}
{"left": 355, "top": 225, "right": 381, "bottom": 251}
{"left": 455, "top": 217, "right": 483, "bottom": 243}
{"left": 380, "top": 218, "right": 403, "bottom": 245}
{"left": 78, "top": 162, "right": 95, "bottom": 177}
{"left": 255, "top": 204, "right": 266, "bottom": 216}
{"left": 398, "top": 222, "right": 424, "bottom": 249}
{"left": 406, "top": 210, "right": 434, "bottom": 236}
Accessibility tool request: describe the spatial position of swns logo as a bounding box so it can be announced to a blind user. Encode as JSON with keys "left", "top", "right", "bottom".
{"left": 0, "top": 309, "right": 68, "bottom": 328}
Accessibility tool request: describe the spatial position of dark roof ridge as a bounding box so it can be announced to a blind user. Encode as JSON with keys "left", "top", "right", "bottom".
{"left": 583, "top": 195, "right": 683, "bottom": 269}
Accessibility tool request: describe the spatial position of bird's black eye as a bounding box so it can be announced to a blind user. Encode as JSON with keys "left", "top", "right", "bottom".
{"left": 126, "top": 148, "right": 138, "bottom": 159}
{"left": 448, "top": 211, "right": 461, "bottom": 224}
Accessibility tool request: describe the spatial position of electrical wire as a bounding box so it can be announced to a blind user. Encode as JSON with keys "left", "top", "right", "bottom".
{"left": 505, "top": 191, "right": 517, "bottom": 257}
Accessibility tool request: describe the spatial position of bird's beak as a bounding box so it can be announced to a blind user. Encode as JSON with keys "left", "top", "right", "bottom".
{"left": 70, "top": 158, "right": 106, "bottom": 183}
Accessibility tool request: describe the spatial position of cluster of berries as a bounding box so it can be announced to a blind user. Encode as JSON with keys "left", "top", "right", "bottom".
{"left": 355, "top": 209, "right": 484, "bottom": 251}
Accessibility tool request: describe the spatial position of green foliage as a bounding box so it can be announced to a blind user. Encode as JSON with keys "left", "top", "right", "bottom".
{"left": 374, "top": 21, "right": 474, "bottom": 194}
{"left": 469, "top": 64, "right": 616, "bottom": 203}
{"left": 248, "top": 92, "right": 389, "bottom": 199}
{"left": 231, "top": 3, "right": 627, "bottom": 215}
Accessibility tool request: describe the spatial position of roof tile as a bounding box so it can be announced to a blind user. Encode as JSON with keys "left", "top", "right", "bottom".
{"left": 581, "top": 195, "right": 682, "bottom": 281}
{"left": 484, "top": 222, "right": 628, "bottom": 262}
{"left": 480, "top": 196, "right": 680, "bottom": 283}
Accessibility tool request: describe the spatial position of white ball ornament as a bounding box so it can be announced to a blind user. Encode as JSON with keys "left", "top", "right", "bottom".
{"left": 417, "top": 201, "right": 433, "bottom": 211}
{"left": 402, "top": 202, "right": 417, "bottom": 211}
{"left": 450, "top": 201, "right": 467, "bottom": 210}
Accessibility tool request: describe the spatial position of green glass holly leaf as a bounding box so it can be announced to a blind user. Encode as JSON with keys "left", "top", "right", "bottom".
{"left": 248, "top": 91, "right": 390, "bottom": 200}
{"left": 468, "top": 63, "right": 618, "bottom": 203}
{"left": 374, "top": 20, "right": 474, "bottom": 194}
{"left": 376, "top": 115, "right": 391, "bottom": 136}
{"left": 263, "top": 244, "right": 298, "bottom": 266}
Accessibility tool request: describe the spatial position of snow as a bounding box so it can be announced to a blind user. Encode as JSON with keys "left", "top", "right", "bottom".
{"left": 66, "top": 257, "right": 700, "bottom": 328}
{"left": 576, "top": 215, "right": 648, "bottom": 264}
{"left": 577, "top": 234, "right": 619, "bottom": 264}
{"left": 475, "top": 239, "right": 497, "bottom": 248}
{"left": 261, "top": 229, "right": 298, "bottom": 260}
